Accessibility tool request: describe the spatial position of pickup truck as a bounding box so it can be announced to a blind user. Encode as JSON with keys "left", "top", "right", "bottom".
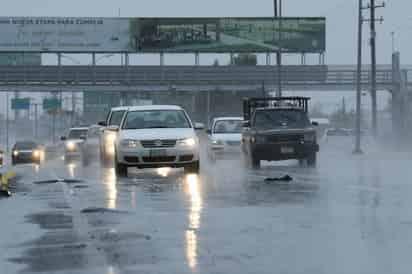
{"left": 241, "top": 97, "right": 319, "bottom": 168}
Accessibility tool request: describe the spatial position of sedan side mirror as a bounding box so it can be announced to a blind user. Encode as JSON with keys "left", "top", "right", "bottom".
{"left": 194, "top": 122, "right": 205, "bottom": 130}
{"left": 311, "top": 121, "right": 319, "bottom": 126}
{"left": 206, "top": 129, "right": 212, "bottom": 135}
{"left": 107, "top": 125, "right": 119, "bottom": 132}
{"left": 98, "top": 121, "right": 107, "bottom": 127}
{"left": 60, "top": 136, "right": 67, "bottom": 141}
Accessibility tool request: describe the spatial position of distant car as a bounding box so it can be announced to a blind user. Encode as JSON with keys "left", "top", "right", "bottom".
{"left": 61, "top": 127, "right": 88, "bottom": 161}
{"left": 11, "top": 141, "right": 44, "bottom": 165}
{"left": 113, "top": 105, "right": 204, "bottom": 177}
{"left": 206, "top": 117, "right": 243, "bottom": 161}
{"left": 81, "top": 125, "right": 102, "bottom": 166}
{"left": 98, "top": 107, "right": 129, "bottom": 164}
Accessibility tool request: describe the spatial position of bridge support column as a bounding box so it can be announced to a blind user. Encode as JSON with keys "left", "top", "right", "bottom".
{"left": 92, "top": 53, "right": 96, "bottom": 66}
{"left": 266, "top": 53, "right": 271, "bottom": 65}
{"left": 195, "top": 53, "right": 200, "bottom": 66}
{"left": 125, "top": 53, "right": 129, "bottom": 66}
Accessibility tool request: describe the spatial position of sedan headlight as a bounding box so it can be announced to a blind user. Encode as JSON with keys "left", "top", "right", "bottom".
{"left": 32, "top": 150, "right": 41, "bottom": 158}
{"left": 304, "top": 134, "right": 316, "bottom": 142}
{"left": 212, "top": 139, "right": 224, "bottom": 146}
{"left": 13, "top": 150, "right": 19, "bottom": 156}
{"left": 177, "top": 138, "right": 197, "bottom": 147}
{"left": 66, "top": 141, "right": 76, "bottom": 151}
{"left": 120, "top": 139, "right": 139, "bottom": 148}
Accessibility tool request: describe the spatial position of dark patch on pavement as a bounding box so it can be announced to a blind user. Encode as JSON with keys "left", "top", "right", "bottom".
{"left": 73, "top": 184, "right": 89, "bottom": 189}
{"left": 9, "top": 244, "right": 89, "bottom": 272}
{"left": 26, "top": 212, "right": 73, "bottom": 230}
{"left": 81, "top": 207, "right": 129, "bottom": 214}
{"left": 33, "top": 179, "right": 84, "bottom": 185}
{"left": 48, "top": 201, "right": 71, "bottom": 209}
{"left": 264, "top": 175, "right": 293, "bottom": 182}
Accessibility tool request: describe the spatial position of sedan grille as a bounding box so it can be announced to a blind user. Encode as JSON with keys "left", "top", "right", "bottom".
{"left": 142, "top": 156, "right": 176, "bottom": 163}
{"left": 140, "top": 139, "right": 177, "bottom": 148}
{"left": 266, "top": 134, "right": 303, "bottom": 143}
{"left": 226, "top": 141, "right": 241, "bottom": 146}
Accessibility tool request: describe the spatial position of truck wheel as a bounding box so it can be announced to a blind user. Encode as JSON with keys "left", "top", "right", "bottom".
{"left": 184, "top": 161, "right": 200, "bottom": 174}
{"left": 307, "top": 153, "right": 317, "bottom": 167}
{"left": 114, "top": 154, "right": 128, "bottom": 177}
{"left": 251, "top": 155, "right": 260, "bottom": 169}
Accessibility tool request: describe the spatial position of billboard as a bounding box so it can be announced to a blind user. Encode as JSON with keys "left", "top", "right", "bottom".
{"left": 0, "top": 17, "right": 325, "bottom": 53}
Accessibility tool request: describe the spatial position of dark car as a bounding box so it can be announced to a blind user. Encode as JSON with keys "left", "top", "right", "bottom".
{"left": 241, "top": 97, "right": 319, "bottom": 168}
{"left": 11, "top": 141, "right": 44, "bottom": 165}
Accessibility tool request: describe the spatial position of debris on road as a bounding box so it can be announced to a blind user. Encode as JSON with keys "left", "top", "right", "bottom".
{"left": 81, "top": 207, "right": 129, "bottom": 214}
{"left": 264, "top": 175, "right": 293, "bottom": 182}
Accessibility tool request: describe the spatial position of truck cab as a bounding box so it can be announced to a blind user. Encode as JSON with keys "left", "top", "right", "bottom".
{"left": 241, "top": 97, "right": 319, "bottom": 168}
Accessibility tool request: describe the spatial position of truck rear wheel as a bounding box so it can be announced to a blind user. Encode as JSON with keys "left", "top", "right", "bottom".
{"left": 307, "top": 153, "right": 317, "bottom": 167}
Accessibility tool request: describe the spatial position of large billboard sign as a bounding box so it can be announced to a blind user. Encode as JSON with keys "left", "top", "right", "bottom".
{"left": 0, "top": 17, "right": 325, "bottom": 53}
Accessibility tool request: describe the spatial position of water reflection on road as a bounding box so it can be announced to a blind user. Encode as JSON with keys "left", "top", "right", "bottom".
{"left": 184, "top": 174, "right": 203, "bottom": 271}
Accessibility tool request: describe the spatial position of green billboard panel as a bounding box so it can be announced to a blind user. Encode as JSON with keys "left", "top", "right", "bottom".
{"left": 11, "top": 98, "right": 30, "bottom": 110}
{"left": 43, "top": 98, "right": 62, "bottom": 110}
{"left": 130, "top": 17, "right": 325, "bottom": 53}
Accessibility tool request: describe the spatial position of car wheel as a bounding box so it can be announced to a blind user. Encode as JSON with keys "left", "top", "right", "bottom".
{"left": 114, "top": 154, "right": 128, "bottom": 177}
{"left": 307, "top": 152, "right": 317, "bottom": 167}
{"left": 184, "top": 161, "right": 200, "bottom": 174}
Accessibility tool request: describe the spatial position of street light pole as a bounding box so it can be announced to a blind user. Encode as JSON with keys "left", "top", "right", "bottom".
{"left": 274, "top": 0, "right": 283, "bottom": 97}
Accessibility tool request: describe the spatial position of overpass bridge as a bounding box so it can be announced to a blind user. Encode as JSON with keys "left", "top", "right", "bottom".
{"left": 0, "top": 65, "right": 411, "bottom": 93}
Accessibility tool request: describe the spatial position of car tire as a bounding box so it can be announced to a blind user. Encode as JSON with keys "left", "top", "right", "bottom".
{"left": 307, "top": 152, "right": 317, "bottom": 167}
{"left": 114, "top": 154, "right": 128, "bottom": 177}
{"left": 184, "top": 161, "right": 200, "bottom": 174}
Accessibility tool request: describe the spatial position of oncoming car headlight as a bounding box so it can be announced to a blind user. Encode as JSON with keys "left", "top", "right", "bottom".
{"left": 121, "top": 139, "right": 139, "bottom": 148}
{"left": 304, "top": 134, "right": 316, "bottom": 142}
{"left": 177, "top": 138, "right": 197, "bottom": 147}
{"left": 66, "top": 141, "right": 76, "bottom": 151}
{"left": 212, "top": 140, "right": 224, "bottom": 146}
{"left": 32, "top": 150, "right": 41, "bottom": 158}
{"left": 13, "top": 150, "right": 19, "bottom": 156}
{"left": 105, "top": 132, "right": 117, "bottom": 144}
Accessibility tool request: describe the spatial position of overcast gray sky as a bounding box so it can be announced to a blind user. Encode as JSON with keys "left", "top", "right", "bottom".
{"left": 0, "top": 0, "right": 410, "bottom": 65}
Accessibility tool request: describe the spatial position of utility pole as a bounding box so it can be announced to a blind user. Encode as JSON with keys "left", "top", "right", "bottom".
{"left": 34, "top": 103, "right": 39, "bottom": 140}
{"left": 274, "top": 0, "right": 283, "bottom": 97}
{"left": 354, "top": 0, "right": 365, "bottom": 154}
{"left": 368, "top": 0, "right": 385, "bottom": 137}
{"left": 6, "top": 92, "right": 9, "bottom": 153}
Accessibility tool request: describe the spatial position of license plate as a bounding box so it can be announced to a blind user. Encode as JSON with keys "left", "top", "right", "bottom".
{"left": 150, "top": 149, "right": 167, "bottom": 157}
{"left": 281, "top": 147, "right": 294, "bottom": 154}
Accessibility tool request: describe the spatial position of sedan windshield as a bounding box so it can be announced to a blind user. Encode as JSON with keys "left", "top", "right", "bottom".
{"left": 15, "top": 142, "right": 37, "bottom": 150}
{"left": 123, "top": 110, "right": 191, "bottom": 129}
{"left": 254, "top": 109, "right": 310, "bottom": 130}
{"left": 68, "top": 129, "right": 88, "bottom": 139}
{"left": 213, "top": 120, "right": 243, "bottom": 134}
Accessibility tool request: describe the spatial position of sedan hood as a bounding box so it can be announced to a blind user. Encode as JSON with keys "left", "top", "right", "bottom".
{"left": 120, "top": 128, "right": 196, "bottom": 140}
{"left": 212, "top": 133, "right": 242, "bottom": 142}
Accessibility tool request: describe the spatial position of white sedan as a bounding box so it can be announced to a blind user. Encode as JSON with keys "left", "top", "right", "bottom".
{"left": 207, "top": 117, "right": 243, "bottom": 161}
{"left": 113, "top": 105, "right": 204, "bottom": 177}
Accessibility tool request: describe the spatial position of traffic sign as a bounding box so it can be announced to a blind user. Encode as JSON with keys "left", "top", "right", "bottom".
{"left": 43, "top": 98, "right": 62, "bottom": 111}
{"left": 11, "top": 98, "right": 30, "bottom": 110}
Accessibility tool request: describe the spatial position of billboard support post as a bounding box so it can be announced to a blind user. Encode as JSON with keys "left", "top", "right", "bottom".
{"left": 195, "top": 53, "right": 199, "bottom": 66}
{"left": 160, "top": 53, "right": 164, "bottom": 66}
{"left": 266, "top": 53, "right": 271, "bottom": 65}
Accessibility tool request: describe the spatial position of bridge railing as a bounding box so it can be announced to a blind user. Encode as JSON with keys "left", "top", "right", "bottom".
{"left": 0, "top": 65, "right": 403, "bottom": 88}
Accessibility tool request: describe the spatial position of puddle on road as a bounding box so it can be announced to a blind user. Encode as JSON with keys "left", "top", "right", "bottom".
{"left": 26, "top": 212, "right": 73, "bottom": 230}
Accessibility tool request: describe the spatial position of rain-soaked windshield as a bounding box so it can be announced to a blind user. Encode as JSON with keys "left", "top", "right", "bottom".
{"left": 123, "top": 110, "right": 191, "bottom": 129}
{"left": 254, "top": 109, "right": 310, "bottom": 130}
{"left": 213, "top": 120, "right": 243, "bottom": 134}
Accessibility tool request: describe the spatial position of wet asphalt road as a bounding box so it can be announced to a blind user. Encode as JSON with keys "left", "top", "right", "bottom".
{"left": 2, "top": 141, "right": 412, "bottom": 274}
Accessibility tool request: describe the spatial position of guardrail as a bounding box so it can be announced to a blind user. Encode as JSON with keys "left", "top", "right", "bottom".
{"left": 0, "top": 65, "right": 409, "bottom": 90}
